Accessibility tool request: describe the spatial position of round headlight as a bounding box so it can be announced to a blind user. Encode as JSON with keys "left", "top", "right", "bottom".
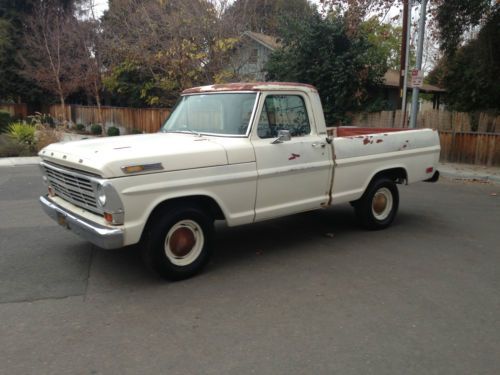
{"left": 97, "top": 185, "right": 107, "bottom": 207}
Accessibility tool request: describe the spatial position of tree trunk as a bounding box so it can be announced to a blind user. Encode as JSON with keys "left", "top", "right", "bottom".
{"left": 59, "top": 94, "right": 67, "bottom": 125}
{"left": 94, "top": 85, "right": 105, "bottom": 135}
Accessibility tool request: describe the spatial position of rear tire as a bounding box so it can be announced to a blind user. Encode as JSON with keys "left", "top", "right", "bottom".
{"left": 353, "top": 178, "right": 399, "bottom": 230}
{"left": 142, "top": 205, "right": 214, "bottom": 281}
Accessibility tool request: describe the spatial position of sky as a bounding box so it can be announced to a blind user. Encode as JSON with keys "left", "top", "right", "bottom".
{"left": 91, "top": 0, "right": 402, "bottom": 24}
{"left": 92, "top": 0, "right": 108, "bottom": 17}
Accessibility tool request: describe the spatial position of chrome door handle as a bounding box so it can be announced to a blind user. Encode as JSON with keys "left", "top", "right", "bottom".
{"left": 312, "top": 143, "right": 326, "bottom": 148}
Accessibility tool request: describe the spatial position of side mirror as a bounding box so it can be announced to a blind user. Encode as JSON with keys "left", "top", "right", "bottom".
{"left": 271, "top": 129, "right": 291, "bottom": 144}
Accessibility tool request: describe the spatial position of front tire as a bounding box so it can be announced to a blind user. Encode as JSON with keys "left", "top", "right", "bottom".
{"left": 142, "top": 205, "right": 214, "bottom": 280}
{"left": 353, "top": 178, "right": 399, "bottom": 230}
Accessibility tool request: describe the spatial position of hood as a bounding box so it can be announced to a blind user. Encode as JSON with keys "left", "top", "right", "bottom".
{"left": 39, "top": 133, "right": 228, "bottom": 178}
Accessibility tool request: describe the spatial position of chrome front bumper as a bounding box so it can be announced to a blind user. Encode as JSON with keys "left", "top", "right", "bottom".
{"left": 39, "top": 195, "right": 124, "bottom": 249}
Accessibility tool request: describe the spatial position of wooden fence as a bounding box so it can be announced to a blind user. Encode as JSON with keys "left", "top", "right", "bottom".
{"left": 0, "top": 103, "right": 28, "bottom": 119}
{"left": 49, "top": 104, "right": 170, "bottom": 133}
{"left": 46, "top": 105, "right": 500, "bottom": 135}
{"left": 351, "top": 109, "right": 499, "bottom": 133}
{"left": 13, "top": 103, "right": 500, "bottom": 167}
{"left": 439, "top": 131, "right": 500, "bottom": 166}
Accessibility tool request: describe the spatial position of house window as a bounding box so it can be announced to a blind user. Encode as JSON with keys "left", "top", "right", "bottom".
{"left": 257, "top": 95, "right": 311, "bottom": 139}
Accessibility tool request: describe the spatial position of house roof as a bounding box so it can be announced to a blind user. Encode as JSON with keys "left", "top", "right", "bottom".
{"left": 383, "top": 69, "right": 446, "bottom": 93}
{"left": 243, "top": 31, "right": 280, "bottom": 51}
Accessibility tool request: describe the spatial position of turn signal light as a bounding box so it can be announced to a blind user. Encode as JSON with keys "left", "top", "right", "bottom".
{"left": 122, "top": 165, "right": 144, "bottom": 174}
{"left": 426, "top": 167, "right": 434, "bottom": 173}
{"left": 104, "top": 212, "right": 113, "bottom": 223}
{"left": 48, "top": 186, "right": 55, "bottom": 197}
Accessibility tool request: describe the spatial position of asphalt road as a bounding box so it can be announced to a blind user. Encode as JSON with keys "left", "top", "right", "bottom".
{"left": 0, "top": 165, "right": 499, "bottom": 375}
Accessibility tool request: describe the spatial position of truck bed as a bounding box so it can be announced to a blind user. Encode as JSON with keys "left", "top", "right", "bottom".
{"left": 328, "top": 127, "right": 441, "bottom": 205}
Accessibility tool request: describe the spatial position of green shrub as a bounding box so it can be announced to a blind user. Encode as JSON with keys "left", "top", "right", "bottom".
{"left": 75, "top": 123, "right": 85, "bottom": 132}
{"left": 130, "top": 128, "right": 142, "bottom": 134}
{"left": 0, "top": 134, "right": 31, "bottom": 157}
{"left": 8, "top": 122, "right": 36, "bottom": 146}
{"left": 0, "top": 110, "right": 13, "bottom": 133}
{"left": 107, "top": 126, "right": 120, "bottom": 136}
{"left": 90, "top": 124, "right": 102, "bottom": 135}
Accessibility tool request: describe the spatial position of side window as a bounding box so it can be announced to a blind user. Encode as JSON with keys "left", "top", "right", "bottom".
{"left": 257, "top": 95, "right": 311, "bottom": 139}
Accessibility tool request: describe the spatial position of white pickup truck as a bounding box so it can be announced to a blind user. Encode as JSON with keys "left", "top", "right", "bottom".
{"left": 39, "top": 82, "right": 440, "bottom": 280}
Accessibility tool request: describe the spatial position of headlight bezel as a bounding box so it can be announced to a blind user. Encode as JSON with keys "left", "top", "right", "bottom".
{"left": 94, "top": 182, "right": 124, "bottom": 225}
{"left": 96, "top": 184, "right": 107, "bottom": 207}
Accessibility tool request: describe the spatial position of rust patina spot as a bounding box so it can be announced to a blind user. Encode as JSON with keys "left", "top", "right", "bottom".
{"left": 182, "top": 82, "right": 318, "bottom": 94}
{"left": 376, "top": 139, "right": 383, "bottom": 143}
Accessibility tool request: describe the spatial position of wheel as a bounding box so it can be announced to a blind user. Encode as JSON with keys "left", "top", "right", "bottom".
{"left": 353, "top": 178, "right": 399, "bottom": 230}
{"left": 142, "top": 205, "right": 214, "bottom": 280}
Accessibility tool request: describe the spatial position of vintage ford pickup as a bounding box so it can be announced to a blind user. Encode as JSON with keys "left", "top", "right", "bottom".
{"left": 39, "top": 82, "right": 440, "bottom": 280}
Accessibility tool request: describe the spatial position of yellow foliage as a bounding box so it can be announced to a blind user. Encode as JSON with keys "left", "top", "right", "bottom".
{"left": 214, "top": 38, "right": 239, "bottom": 52}
{"left": 213, "top": 70, "right": 236, "bottom": 84}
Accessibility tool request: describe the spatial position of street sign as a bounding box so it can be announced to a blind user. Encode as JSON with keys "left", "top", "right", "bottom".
{"left": 411, "top": 69, "right": 423, "bottom": 88}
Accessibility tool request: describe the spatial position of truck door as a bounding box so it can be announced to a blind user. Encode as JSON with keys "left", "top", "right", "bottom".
{"left": 251, "top": 92, "right": 333, "bottom": 221}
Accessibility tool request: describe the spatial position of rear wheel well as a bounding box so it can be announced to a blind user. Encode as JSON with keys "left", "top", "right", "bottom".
{"left": 371, "top": 167, "right": 407, "bottom": 185}
{"left": 142, "top": 196, "right": 225, "bottom": 239}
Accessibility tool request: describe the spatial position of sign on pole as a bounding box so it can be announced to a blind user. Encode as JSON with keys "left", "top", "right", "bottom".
{"left": 411, "top": 69, "right": 423, "bottom": 88}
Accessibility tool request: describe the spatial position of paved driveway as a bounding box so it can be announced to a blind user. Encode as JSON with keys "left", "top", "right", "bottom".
{"left": 0, "top": 165, "right": 499, "bottom": 374}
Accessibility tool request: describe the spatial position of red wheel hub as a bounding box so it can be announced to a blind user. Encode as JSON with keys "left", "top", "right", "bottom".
{"left": 169, "top": 227, "right": 196, "bottom": 257}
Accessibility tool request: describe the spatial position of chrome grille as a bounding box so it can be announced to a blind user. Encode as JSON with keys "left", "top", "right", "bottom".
{"left": 41, "top": 162, "right": 102, "bottom": 215}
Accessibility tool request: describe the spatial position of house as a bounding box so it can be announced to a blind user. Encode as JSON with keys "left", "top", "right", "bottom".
{"left": 229, "top": 31, "right": 280, "bottom": 81}
{"left": 229, "top": 32, "right": 446, "bottom": 110}
{"left": 381, "top": 69, "right": 446, "bottom": 110}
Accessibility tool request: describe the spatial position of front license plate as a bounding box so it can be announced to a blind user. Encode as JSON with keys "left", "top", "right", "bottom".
{"left": 57, "top": 213, "right": 69, "bottom": 228}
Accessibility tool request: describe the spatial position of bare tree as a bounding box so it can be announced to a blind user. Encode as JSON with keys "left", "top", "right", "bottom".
{"left": 76, "top": 0, "right": 105, "bottom": 130}
{"left": 320, "top": 0, "right": 401, "bottom": 31}
{"left": 20, "top": 0, "right": 86, "bottom": 123}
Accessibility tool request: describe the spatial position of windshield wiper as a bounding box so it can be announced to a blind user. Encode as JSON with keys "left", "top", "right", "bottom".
{"left": 164, "top": 126, "right": 201, "bottom": 137}
{"left": 180, "top": 128, "right": 202, "bottom": 137}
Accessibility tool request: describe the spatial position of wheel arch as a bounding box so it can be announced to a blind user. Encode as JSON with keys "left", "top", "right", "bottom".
{"left": 367, "top": 166, "right": 408, "bottom": 188}
{"left": 141, "top": 194, "right": 225, "bottom": 240}
{"left": 352, "top": 166, "right": 407, "bottom": 204}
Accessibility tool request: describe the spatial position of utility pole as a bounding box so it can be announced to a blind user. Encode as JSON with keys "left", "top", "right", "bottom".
{"left": 400, "top": 0, "right": 412, "bottom": 127}
{"left": 398, "top": 0, "right": 409, "bottom": 110}
{"left": 409, "top": 0, "right": 428, "bottom": 129}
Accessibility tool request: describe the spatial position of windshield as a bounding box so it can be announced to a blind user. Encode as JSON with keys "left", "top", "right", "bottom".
{"left": 161, "top": 93, "right": 257, "bottom": 136}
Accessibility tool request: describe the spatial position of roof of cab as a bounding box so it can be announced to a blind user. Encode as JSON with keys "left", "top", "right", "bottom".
{"left": 182, "top": 82, "right": 318, "bottom": 95}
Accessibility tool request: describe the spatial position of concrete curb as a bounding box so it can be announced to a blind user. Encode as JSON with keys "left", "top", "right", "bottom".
{"left": 439, "top": 170, "right": 500, "bottom": 184}
{"left": 438, "top": 163, "right": 500, "bottom": 184}
{"left": 0, "top": 156, "right": 41, "bottom": 167}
